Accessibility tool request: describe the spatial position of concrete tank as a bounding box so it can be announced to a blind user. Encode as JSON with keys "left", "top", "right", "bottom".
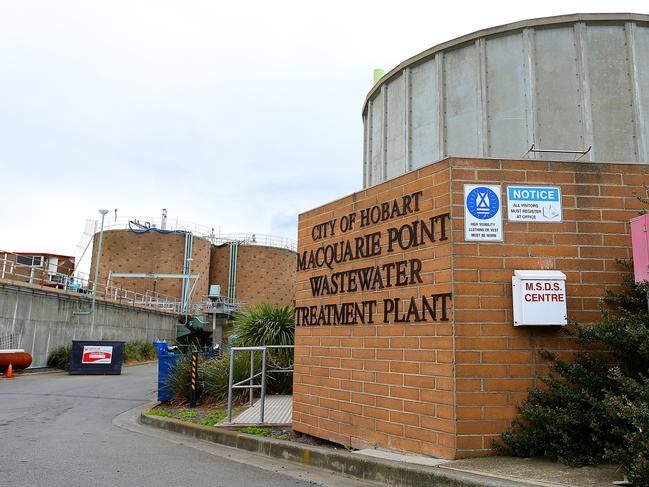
{"left": 363, "top": 13, "right": 649, "bottom": 187}
{"left": 89, "top": 230, "right": 211, "bottom": 302}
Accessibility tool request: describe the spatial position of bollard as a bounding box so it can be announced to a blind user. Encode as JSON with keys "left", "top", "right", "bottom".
{"left": 190, "top": 351, "right": 198, "bottom": 407}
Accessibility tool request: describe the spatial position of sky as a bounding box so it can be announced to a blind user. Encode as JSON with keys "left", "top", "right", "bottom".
{"left": 1, "top": 0, "right": 647, "bottom": 269}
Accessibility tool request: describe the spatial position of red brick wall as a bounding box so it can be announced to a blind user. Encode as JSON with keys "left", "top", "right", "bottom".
{"left": 294, "top": 161, "right": 455, "bottom": 457}
{"left": 90, "top": 230, "right": 211, "bottom": 301}
{"left": 294, "top": 157, "right": 649, "bottom": 459}
{"left": 209, "top": 244, "right": 296, "bottom": 307}
{"left": 450, "top": 158, "right": 645, "bottom": 457}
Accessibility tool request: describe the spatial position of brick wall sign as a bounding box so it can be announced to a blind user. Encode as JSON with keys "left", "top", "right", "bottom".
{"left": 295, "top": 189, "right": 452, "bottom": 327}
{"left": 294, "top": 157, "right": 646, "bottom": 460}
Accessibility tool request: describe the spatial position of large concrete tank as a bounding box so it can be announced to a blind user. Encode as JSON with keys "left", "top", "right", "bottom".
{"left": 363, "top": 13, "right": 649, "bottom": 187}
{"left": 89, "top": 230, "right": 211, "bottom": 302}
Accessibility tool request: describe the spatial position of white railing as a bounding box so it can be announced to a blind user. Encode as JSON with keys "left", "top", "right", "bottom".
{"left": 98, "top": 216, "right": 296, "bottom": 251}
{"left": 0, "top": 252, "right": 184, "bottom": 314}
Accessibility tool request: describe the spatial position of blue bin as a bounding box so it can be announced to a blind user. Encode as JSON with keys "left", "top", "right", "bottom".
{"left": 156, "top": 342, "right": 177, "bottom": 402}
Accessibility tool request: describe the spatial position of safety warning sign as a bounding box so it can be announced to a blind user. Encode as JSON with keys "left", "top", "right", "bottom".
{"left": 464, "top": 184, "right": 503, "bottom": 242}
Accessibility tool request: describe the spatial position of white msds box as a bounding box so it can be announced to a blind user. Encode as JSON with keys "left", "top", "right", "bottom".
{"left": 512, "top": 270, "right": 567, "bottom": 326}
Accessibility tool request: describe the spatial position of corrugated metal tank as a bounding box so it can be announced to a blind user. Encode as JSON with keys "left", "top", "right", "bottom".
{"left": 362, "top": 13, "right": 649, "bottom": 187}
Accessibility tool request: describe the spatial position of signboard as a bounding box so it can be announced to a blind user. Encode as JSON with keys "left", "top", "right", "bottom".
{"left": 507, "top": 186, "right": 562, "bottom": 222}
{"left": 464, "top": 184, "right": 503, "bottom": 241}
{"left": 82, "top": 345, "right": 113, "bottom": 364}
{"left": 512, "top": 270, "right": 567, "bottom": 326}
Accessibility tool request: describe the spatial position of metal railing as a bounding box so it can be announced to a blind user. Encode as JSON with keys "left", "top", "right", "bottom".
{"left": 0, "top": 334, "right": 20, "bottom": 350}
{"left": 98, "top": 216, "right": 297, "bottom": 251}
{"left": 226, "top": 345, "right": 294, "bottom": 424}
{"left": 0, "top": 251, "right": 184, "bottom": 314}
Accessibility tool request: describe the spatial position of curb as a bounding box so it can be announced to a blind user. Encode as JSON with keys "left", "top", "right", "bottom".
{"left": 140, "top": 412, "right": 529, "bottom": 487}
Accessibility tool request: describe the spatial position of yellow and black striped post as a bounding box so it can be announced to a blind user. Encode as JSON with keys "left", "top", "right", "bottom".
{"left": 190, "top": 351, "right": 198, "bottom": 407}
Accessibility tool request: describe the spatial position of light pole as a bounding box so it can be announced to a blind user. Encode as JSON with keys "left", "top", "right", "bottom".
{"left": 73, "top": 208, "right": 109, "bottom": 317}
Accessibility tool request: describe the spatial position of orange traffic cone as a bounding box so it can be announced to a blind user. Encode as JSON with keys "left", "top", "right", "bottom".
{"left": 6, "top": 364, "right": 13, "bottom": 378}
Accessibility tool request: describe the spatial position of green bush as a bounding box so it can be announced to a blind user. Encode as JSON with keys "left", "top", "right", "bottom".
{"left": 167, "top": 303, "right": 295, "bottom": 403}
{"left": 498, "top": 271, "right": 649, "bottom": 485}
{"left": 123, "top": 341, "right": 156, "bottom": 363}
{"left": 232, "top": 302, "right": 295, "bottom": 394}
{"left": 47, "top": 345, "right": 71, "bottom": 370}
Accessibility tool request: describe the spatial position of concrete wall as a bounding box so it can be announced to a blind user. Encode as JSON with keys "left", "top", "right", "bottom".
{"left": 363, "top": 14, "right": 649, "bottom": 187}
{"left": 294, "top": 156, "right": 647, "bottom": 459}
{"left": 0, "top": 281, "right": 177, "bottom": 367}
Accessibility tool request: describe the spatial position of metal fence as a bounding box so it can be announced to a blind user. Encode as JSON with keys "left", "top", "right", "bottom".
{"left": 100, "top": 216, "right": 296, "bottom": 251}
{"left": 226, "top": 345, "right": 294, "bottom": 424}
{"left": 0, "top": 251, "right": 185, "bottom": 314}
{"left": 0, "top": 334, "right": 20, "bottom": 350}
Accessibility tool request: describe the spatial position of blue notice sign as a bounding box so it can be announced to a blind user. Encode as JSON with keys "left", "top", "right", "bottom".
{"left": 507, "top": 186, "right": 562, "bottom": 222}
{"left": 467, "top": 187, "right": 500, "bottom": 219}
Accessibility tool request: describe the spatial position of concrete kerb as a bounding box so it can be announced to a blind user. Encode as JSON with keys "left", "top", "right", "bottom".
{"left": 139, "top": 411, "right": 529, "bottom": 487}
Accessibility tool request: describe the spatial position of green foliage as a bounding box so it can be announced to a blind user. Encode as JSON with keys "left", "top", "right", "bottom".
{"left": 47, "top": 345, "right": 71, "bottom": 370}
{"left": 499, "top": 269, "right": 649, "bottom": 485}
{"left": 240, "top": 426, "right": 272, "bottom": 437}
{"left": 197, "top": 408, "right": 229, "bottom": 426}
{"left": 145, "top": 409, "right": 174, "bottom": 418}
{"left": 167, "top": 303, "right": 295, "bottom": 403}
{"left": 176, "top": 410, "right": 197, "bottom": 419}
{"left": 233, "top": 302, "right": 295, "bottom": 394}
{"left": 233, "top": 302, "right": 294, "bottom": 349}
{"left": 123, "top": 341, "right": 157, "bottom": 363}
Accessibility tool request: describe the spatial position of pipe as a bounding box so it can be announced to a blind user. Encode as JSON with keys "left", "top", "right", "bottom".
{"left": 73, "top": 209, "right": 109, "bottom": 317}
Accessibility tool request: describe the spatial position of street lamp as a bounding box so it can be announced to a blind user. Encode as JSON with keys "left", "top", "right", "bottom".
{"left": 73, "top": 208, "right": 109, "bottom": 317}
{"left": 91, "top": 209, "right": 110, "bottom": 312}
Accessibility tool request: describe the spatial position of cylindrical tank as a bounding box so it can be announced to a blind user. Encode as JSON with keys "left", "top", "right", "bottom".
{"left": 89, "top": 230, "right": 211, "bottom": 302}
{"left": 210, "top": 244, "right": 296, "bottom": 307}
{"left": 362, "top": 13, "right": 649, "bottom": 187}
{"left": 0, "top": 351, "right": 32, "bottom": 372}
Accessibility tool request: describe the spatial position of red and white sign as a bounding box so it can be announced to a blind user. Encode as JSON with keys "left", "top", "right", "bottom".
{"left": 82, "top": 345, "right": 113, "bottom": 364}
{"left": 512, "top": 270, "right": 567, "bottom": 326}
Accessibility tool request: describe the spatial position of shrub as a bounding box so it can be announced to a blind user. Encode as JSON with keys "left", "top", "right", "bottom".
{"left": 47, "top": 345, "right": 71, "bottom": 370}
{"left": 498, "top": 270, "right": 649, "bottom": 485}
{"left": 123, "top": 341, "right": 156, "bottom": 363}
{"left": 232, "top": 302, "right": 294, "bottom": 394}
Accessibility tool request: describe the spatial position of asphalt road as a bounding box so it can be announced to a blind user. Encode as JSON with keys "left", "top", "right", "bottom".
{"left": 0, "top": 364, "right": 376, "bottom": 487}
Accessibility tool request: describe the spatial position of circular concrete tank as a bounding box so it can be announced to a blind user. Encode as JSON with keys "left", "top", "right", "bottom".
{"left": 89, "top": 229, "right": 211, "bottom": 302}
{"left": 209, "top": 244, "right": 296, "bottom": 307}
{"left": 362, "top": 13, "right": 649, "bottom": 187}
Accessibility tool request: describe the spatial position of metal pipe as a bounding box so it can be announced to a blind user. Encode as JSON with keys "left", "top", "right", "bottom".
{"left": 260, "top": 348, "right": 267, "bottom": 424}
{"left": 227, "top": 347, "right": 234, "bottom": 423}
{"left": 249, "top": 349, "right": 254, "bottom": 407}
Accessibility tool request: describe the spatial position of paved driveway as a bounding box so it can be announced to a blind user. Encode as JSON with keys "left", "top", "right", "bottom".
{"left": 0, "top": 364, "right": 374, "bottom": 487}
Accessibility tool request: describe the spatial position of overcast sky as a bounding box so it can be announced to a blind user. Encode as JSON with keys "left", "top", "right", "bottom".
{"left": 1, "top": 1, "right": 647, "bottom": 267}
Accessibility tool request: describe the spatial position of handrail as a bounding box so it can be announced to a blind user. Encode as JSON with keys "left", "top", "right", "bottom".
{"left": 0, "top": 251, "right": 184, "bottom": 314}
{"left": 226, "top": 345, "right": 294, "bottom": 424}
{"left": 98, "top": 216, "right": 296, "bottom": 251}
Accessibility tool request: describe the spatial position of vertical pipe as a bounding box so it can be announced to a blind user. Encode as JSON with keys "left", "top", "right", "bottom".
{"left": 249, "top": 349, "right": 254, "bottom": 407}
{"left": 227, "top": 348, "right": 234, "bottom": 423}
{"left": 260, "top": 348, "right": 267, "bottom": 424}
{"left": 232, "top": 242, "right": 238, "bottom": 301}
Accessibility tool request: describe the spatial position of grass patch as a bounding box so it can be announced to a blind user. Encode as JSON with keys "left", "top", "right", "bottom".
{"left": 145, "top": 409, "right": 174, "bottom": 418}
{"left": 196, "top": 408, "right": 229, "bottom": 426}
{"left": 240, "top": 427, "right": 272, "bottom": 437}
{"left": 176, "top": 410, "right": 197, "bottom": 419}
